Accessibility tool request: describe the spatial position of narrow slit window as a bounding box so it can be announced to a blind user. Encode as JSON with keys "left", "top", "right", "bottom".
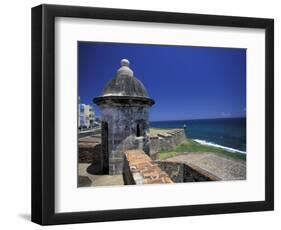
{"left": 136, "top": 124, "right": 141, "bottom": 137}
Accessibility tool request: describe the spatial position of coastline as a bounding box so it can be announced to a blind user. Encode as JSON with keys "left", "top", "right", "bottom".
{"left": 150, "top": 117, "right": 246, "bottom": 154}
{"left": 193, "top": 139, "right": 246, "bottom": 154}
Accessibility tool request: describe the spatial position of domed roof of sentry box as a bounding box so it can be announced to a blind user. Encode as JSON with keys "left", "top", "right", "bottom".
{"left": 93, "top": 59, "right": 154, "bottom": 106}
{"left": 102, "top": 59, "right": 148, "bottom": 97}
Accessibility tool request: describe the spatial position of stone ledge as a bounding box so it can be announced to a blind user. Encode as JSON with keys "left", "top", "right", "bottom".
{"left": 123, "top": 150, "right": 173, "bottom": 185}
{"left": 162, "top": 153, "right": 246, "bottom": 181}
{"left": 156, "top": 160, "right": 219, "bottom": 182}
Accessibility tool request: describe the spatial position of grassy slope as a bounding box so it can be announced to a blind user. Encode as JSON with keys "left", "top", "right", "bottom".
{"left": 158, "top": 139, "right": 246, "bottom": 161}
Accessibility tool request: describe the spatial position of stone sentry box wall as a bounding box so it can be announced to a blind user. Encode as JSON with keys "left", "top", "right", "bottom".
{"left": 99, "top": 105, "right": 151, "bottom": 174}
{"left": 94, "top": 59, "right": 154, "bottom": 175}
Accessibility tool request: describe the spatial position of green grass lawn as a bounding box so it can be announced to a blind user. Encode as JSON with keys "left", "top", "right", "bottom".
{"left": 158, "top": 139, "right": 246, "bottom": 161}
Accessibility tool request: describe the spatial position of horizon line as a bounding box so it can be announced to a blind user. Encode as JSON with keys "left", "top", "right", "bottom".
{"left": 150, "top": 116, "right": 246, "bottom": 122}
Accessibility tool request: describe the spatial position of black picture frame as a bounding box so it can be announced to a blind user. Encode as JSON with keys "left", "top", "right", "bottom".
{"left": 31, "top": 4, "right": 274, "bottom": 225}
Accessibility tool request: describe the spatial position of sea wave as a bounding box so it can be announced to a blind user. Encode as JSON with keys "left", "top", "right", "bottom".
{"left": 193, "top": 139, "right": 246, "bottom": 154}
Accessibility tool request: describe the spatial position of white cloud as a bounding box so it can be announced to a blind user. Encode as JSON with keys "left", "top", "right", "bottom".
{"left": 220, "top": 112, "right": 232, "bottom": 117}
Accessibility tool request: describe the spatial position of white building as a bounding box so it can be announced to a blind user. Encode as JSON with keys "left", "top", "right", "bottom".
{"left": 78, "top": 101, "right": 95, "bottom": 129}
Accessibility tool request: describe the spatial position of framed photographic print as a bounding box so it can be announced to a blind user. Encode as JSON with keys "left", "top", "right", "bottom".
{"left": 31, "top": 4, "right": 274, "bottom": 225}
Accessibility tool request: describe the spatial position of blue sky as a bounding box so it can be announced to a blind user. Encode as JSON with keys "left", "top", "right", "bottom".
{"left": 78, "top": 42, "right": 246, "bottom": 121}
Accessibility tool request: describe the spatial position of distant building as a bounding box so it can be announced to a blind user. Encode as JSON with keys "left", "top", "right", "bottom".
{"left": 78, "top": 100, "right": 95, "bottom": 129}
{"left": 93, "top": 59, "right": 154, "bottom": 175}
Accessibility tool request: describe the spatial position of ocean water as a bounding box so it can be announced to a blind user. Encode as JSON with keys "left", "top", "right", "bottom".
{"left": 150, "top": 117, "right": 246, "bottom": 154}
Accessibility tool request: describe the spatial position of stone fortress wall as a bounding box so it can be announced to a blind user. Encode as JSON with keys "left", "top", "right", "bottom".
{"left": 123, "top": 150, "right": 173, "bottom": 185}
{"left": 122, "top": 150, "right": 213, "bottom": 185}
{"left": 122, "top": 129, "right": 218, "bottom": 184}
{"left": 78, "top": 129, "right": 186, "bottom": 165}
{"left": 155, "top": 160, "right": 217, "bottom": 182}
{"left": 78, "top": 136, "right": 102, "bottom": 164}
{"left": 149, "top": 128, "right": 186, "bottom": 158}
{"left": 78, "top": 128, "right": 216, "bottom": 185}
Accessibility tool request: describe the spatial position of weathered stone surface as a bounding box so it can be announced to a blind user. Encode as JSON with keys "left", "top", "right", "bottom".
{"left": 78, "top": 136, "right": 101, "bottom": 163}
{"left": 99, "top": 105, "right": 152, "bottom": 175}
{"left": 78, "top": 163, "right": 124, "bottom": 187}
{"left": 93, "top": 59, "right": 154, "bottom": 175}
{"left": 123, "top": 150, "right": 173, "bottom": 185}
{"left": 149, "top": 129, "right": 186, "bottom": 156}
{"left": 78, "top": 176, "right": 92, "bottom": 187}
{"left": 156, "top": 161, "right": 184, "bottom": 182}
{"left": 99, "top": 58, "right": 150, "bottom": 98}
{"left": 163, "top": 152, "right": 246, "bottom": 181}
{"left": 156, "top": 160, "right": 215, "bottom": 182}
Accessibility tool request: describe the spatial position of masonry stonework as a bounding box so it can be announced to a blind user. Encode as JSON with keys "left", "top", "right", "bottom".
{"left": 156, "top": 160, "right": 216, "bottom": 182}
{"left": 94, "top": 59, "right": 154, "bottom": 175}
{"left": 99, "top": 105, "right": 151, "bottom": 174}
{"left": 123, "top": 150, "right": 173, "bottom": 184}
{"left": 150, "top": 129, "right": 186, "bottom": 157}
